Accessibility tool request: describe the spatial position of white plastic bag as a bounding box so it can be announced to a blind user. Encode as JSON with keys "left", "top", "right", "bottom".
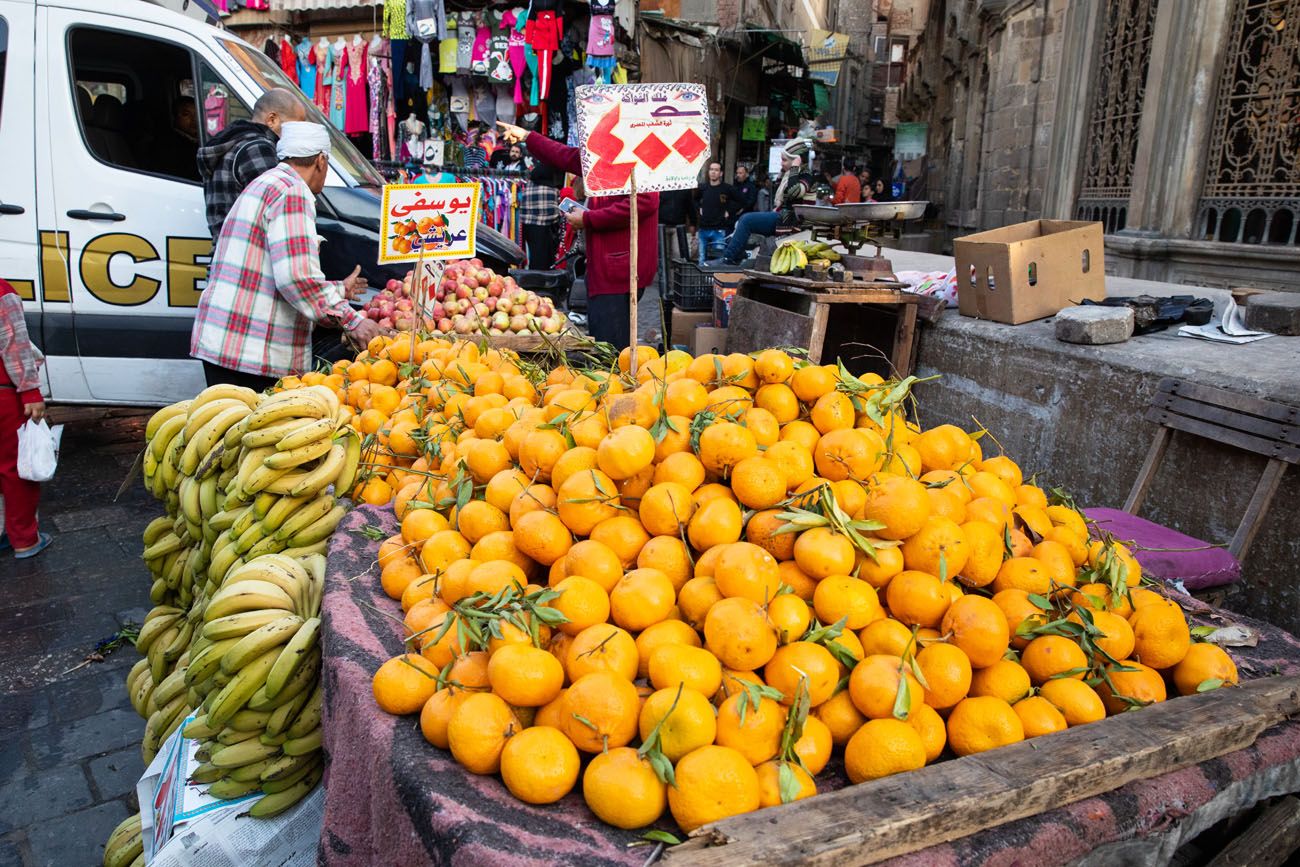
{"left": 16, "top": 418, "right": 63, "bottom": 482}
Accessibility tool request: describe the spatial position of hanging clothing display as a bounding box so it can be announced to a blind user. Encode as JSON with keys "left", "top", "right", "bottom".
{"left": 384, "top": 0, "right": 410, "bottom": 39}
{"left": 505, "top": 8, "right": 528, "bottom": 104}
{"left": 406, "top": 0, "right": 444, "bottom": 90}
{"left": 278, "top": 37, "right": 299, "bottom": 85}
{"left": 369, "top": 36, "right": 394, "bottom": 161}
{"left": 315, "top": 39, "right": 334, "bottom": 113}
{"left": 296, "top": 39, "right": 317, "bottom": 101}
{"left": 524, "top": 10, "right": 562, "bottom": 100}
{"left": 330, "top": 38, "right": 348, "bottom": 130}
{"left": 456, "top": 12, "right": 476, "bottom": 72}
{"left": 344, "top": 38, "right": 369, "bottom": 135}
{"left": 263, "top": 38, "right": 278, "bottom": 62}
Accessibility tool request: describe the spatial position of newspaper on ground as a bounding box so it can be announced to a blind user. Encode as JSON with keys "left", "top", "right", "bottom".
{"left": 138, "top": 714, "right": 324, "bottom": 866}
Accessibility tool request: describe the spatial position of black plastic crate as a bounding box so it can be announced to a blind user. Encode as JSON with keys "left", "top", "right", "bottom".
{"left": 670, "top": 258, "right": 713, "bottom": 311}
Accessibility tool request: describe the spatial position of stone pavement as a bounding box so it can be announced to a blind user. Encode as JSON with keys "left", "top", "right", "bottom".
{"left": 0, "top": 410, "right": 157, "bottom": 867}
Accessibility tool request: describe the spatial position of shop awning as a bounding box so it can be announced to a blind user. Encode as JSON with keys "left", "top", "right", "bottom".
{"left": 269, "top": 0, "right": 381, "bottom": 9}
{"left": 806, "top": 29, "right": 850, "bottom": 87}
{"left": 744, "top": 26, "right": 805, "bottom": 69}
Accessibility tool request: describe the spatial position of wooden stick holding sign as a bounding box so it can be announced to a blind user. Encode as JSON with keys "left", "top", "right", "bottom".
{"left": 628, "top": 173, "right": 638, "bottom": 378}
{"left": 572, "top": 82, "right": 712, "bottom": 372}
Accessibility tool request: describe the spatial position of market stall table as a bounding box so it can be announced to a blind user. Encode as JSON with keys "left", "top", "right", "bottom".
{"left": 320, "top": 506, "right": 1300, "bottom": 866}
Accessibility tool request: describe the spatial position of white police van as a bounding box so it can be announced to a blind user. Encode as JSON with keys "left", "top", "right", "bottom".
{"left": 0, "top": 0, "right": 520, "bottom": 406}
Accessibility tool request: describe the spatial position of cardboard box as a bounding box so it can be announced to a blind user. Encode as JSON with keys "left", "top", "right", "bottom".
{"left": 954, "top": 220, "right": 1106, "bottom": 324}
{"left": 713, "top": 281, "right": 737, "bottom": 328}
{"left": 670, "top": 311, "right": 711, "bottom": 349}
{"left": 693, "top": 326, "right": 728, "bottom": 355}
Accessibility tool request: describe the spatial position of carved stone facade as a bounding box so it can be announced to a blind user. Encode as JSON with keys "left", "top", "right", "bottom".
{"left": 898, "top": 0, "right": 1300, "bottom": 291}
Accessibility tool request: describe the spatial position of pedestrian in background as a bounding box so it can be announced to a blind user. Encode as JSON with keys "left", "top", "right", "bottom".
{"left": 520, "top": 163, "right": 561, "bottom": 269}
{"left": 732, "top": 164, "right": 758, "bottom": 219}
{"left": 694, "top": 161, "right": 734, "bottom": 265}
{"left": 827, "top": 158, "right": 862, "bottom": 204}
{"left": 0, "top": 279, "right": 52, "bottom": 559}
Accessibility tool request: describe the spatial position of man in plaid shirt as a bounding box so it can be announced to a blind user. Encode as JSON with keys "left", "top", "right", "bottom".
{"left": 519, "top": 163, "right": 561, "bottom": 268}
{"left": 191, "top": 122, "right": 383, "bottom": 389}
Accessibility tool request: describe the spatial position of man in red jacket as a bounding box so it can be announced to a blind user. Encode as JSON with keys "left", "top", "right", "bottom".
{"left": 498, "top": 121, "right": 659, "bottom": 350}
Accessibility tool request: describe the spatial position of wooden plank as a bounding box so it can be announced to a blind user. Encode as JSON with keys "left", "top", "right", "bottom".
{"left": 808, "top": 303, "right": 830, "bottom": 364}
{"left": 1206, "top": 796, "right": 1300, "bottom": 867}
{"left": 726, "top": 296, "right": 813, "bottom": 357}
{"left": 1143, "top": 406, "right": 1300, "bottom": 464}
{"left": 1123, "top": 425, "right": 1173, "bottom": 514}
{"left": 1229, "top": 458, "right": 1290, "bottom": 560}
{"left": 1163, "top": 378, "right": 1300, "bottom": 425}
{"left": 665, "top": 674, "right": 1300, "bottom": 867}
{"left": 890, "top": 303, "right": 917, "bottom": 377}
{"left": 1152, "top": 392, "right": 1299, "bottom": 448}
{"left": 740, "top": 270, "right": 910, "bottom": 295}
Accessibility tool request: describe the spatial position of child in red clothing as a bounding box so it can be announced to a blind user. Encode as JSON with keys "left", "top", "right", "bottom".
{"left": 0, "top": 279, "right": 52, "bottom": 558}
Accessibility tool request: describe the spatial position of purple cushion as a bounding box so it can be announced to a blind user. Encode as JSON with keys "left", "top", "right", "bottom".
{"left": 1084, "top": 507, "right": 1241, "bottom": 591}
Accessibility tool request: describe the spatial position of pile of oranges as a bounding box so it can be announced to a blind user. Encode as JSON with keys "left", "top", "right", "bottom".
{"left": 317, "top": 335, "right": 1240, "bottom": 834}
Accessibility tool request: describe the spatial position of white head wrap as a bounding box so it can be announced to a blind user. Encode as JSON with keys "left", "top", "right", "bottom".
{"left": 277, "top": 122, "right": 331, "bottom": 159}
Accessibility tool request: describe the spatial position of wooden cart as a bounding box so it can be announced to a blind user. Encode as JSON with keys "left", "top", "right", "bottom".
{"left": 725, "top": 272, "right": 923, "bottom": 377}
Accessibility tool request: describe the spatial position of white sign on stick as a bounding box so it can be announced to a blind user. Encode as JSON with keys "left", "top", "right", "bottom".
{"left": 574, "top": 83, "right": 712, "bottom": 196}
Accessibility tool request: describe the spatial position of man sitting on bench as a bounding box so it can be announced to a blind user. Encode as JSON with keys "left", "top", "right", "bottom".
{"left": 706, "top": 139, "right": 815, "bottom": 269}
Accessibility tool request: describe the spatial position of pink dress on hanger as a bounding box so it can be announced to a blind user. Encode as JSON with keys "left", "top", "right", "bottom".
{"left": 315, "top": 42, "right": 333, "bottom": 113}
{"left": 344, "top": 41, "right": 369, "bottom": 135}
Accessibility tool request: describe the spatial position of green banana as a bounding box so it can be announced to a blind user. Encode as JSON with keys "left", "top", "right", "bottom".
{"left": 287, "top": 504, "right": 347, "bottom": 548}
{"left": 206, "top": 777, "right": 262, "bottom": 799}
{"left": 210, "top": 737, "right": 282, "bottom": 769}
{"left": 206, "top": 648, "right": 281, "bottom": 729}
{"left": 264, "top": 618, "right": 320, "bottom": 700}
{"left": 273, "top": 494, "right": 337, "bottom": 543}
{"left": 202, "top": 609, "right": 289, "bottom": 641}
{"left": 260, "top": 750, "right": 320, "bottom": 784}
{"left": 250, "top": 761, "right": 323, "bottom": 817}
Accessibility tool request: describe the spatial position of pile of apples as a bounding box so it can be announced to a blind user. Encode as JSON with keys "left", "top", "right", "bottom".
{"left": 360, "top": 259, "right": 566, "bottom": 337}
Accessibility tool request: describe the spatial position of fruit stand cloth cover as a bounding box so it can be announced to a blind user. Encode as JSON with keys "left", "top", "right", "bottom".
{"left": 1087, "top": 507, "right": 1242, "bottom": 591}
{"left": 320, "top": 505, "right": 1300, "bottom": 866}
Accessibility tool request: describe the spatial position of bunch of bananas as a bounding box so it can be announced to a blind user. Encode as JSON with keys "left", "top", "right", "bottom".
{"left": 103, "top": 812, "right": 143, "bottom": 867}
{"left": 120, "top": 383, "right": 359, "bottom": 843}
{"left": 179, "top": 553, "right": 326, "bottom": 817}
{"left": 769, "top": 240, "right": 842, "bottom": 275}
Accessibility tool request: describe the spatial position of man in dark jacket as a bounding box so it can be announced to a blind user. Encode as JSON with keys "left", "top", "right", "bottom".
{"left": 708, "top": 139, "right": 815, "bottom": 267}
{"left": 693, "top": 161, "right": 735, "bottom": 265}
{"left": 197, "top": 88, "right": 306, "bottom": 237}
{"left": 732, "top": 164, "right": 758, "bottom": 218}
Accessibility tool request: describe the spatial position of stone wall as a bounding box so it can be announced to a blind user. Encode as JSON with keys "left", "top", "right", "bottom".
{"left": 899, "top": 0, "right": 1070, "bottom": 245}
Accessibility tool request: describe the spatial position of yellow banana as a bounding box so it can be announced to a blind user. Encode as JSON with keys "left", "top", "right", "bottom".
{"left": 242, "top": 416, "right": 318, "bottom": 450}
{"left": 204, "top": 580, "right": 296, "bottom": 621}
{"left": 333, "top": 430, "right": 363, "bottom": 495}
{"left": 287, "top": 443, "right": 346, "bottom": 499}
{"left": 244, "top": 393, "right": 330, "bottom": 431}
{"left": 263, "top": 437, "right": 333, "bottom": 471}
{"left": 275, "top": 417, "right": 337, "bottom": 452}
{"left": 146, "top": 401, "right": 190, "bottom": 442}
{"left": 220, "top": 615, "right": 304, "bottom": 675}
{"left": 206, "top": 648, "right": 281, "bottom": 729}
{"left": 287, "top": 504, "right": 346, "bottom": 547}
{"left": 264, "top": 618, "right": 320, "bottom": 700}
{"left": 272, "top": 494, "right": 336, "bottom": 543}
{"left": 181, "top": 404, "right": 250, "bottom": 476}
{"left": 149, "top": 414, "right": 187, "bottom": 463}
{"left": 187, "top": 383, "right": 260, "bottom": 415}
{"left": 251, "top": 761, "right": 323, "bottom": 815}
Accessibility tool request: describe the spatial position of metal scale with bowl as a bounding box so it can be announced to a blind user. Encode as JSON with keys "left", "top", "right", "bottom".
{"left": 785, "top": 200, "right": 929, "bottom": 282}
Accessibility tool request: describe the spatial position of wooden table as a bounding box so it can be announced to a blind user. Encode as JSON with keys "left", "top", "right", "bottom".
{"left": 726, "top": 272, "right": 923, "bottom": 377}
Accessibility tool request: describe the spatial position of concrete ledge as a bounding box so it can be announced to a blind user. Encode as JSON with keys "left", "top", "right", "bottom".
{"left": 883, "top": 246, "right": 1300, "bottom": 633}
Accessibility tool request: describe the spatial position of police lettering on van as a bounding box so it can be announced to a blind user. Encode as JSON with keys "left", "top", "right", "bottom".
{"left": 0, "top": 0, "right": 520, "bottom": 406}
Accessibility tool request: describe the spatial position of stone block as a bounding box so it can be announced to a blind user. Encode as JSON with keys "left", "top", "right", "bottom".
{"left": 25, "top": 800, "right": 129, "bottom": 867}
{"left": 88, "top": 747, "right": 145, "bottom": 802}
{"left": 1243, "top": 292, "right": 1300, "bottom": 335}
{"left": 1054, "top": 305, "right": 1135, "bottom": 345}
{"left": 26, "top": 708, "right": 143, "bottom": 770}
{"left": 0, "top": 765, "right": 94, "bottom": 834}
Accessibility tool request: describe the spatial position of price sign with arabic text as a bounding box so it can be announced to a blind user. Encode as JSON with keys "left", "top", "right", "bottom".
{"left": 575, "top": 83, "right": 712, "bottom": 196}
{"left": 379, "top": 183, "right": 480, "bottom": 263}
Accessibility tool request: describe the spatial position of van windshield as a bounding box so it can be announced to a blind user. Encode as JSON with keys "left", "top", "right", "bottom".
{"left": 216, "top": 37, "right": 383, "bottom": 188}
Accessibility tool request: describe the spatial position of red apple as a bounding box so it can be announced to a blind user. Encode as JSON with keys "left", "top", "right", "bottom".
{"left": 491, "top": 311, "right": 510, "bottom": 330}
{"left": 509, "top": 314, "right": 529, "bottom": 333}
{"left": 524, "top": 298, "right": 539, "bottom": 315}
{"left": 474, "top": 302, "right": 489, "bottom": 318}
{"left": 470, "top": 258, "right": 483, "bottom": 268}
{"left": 509, "top": 304, "right": 526, "bottom": 317}
{"left": 437, "top": 317, "right": 452, "bottom": 332}
{"left": 473, "top": 286, "right": 489, "bottom": 301}
{"left": 430, "top": 302, "right": 445, "bottom": 320}
{"left": 510, "top": 289, "right": 528, "bottom": 306}
{"left": 378, "top": 316, "right": 394, "bottom": 329}
{"left": 484, "top": 297, "right": 497, "bottom": 312}
{"left": 455, "top": 285, "right": 471, "bottom": 300}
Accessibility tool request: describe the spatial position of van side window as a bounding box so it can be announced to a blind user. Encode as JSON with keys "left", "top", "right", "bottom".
{"left": 197, "top": 61, "right": 252, "bottom": 139}
{"left": 68, "top": 27, "right": 201, "bottom": 183}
